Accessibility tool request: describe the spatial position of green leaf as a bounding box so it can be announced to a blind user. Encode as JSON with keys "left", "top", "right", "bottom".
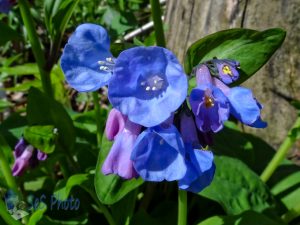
{"left": 95, "top": 135, "right": 143, "bottom": 205}
{"left": 27, "top": 202, "right": 47, "bottom": 225}
{"left": 27, "top": 87, "right": 75, "bottom": 152}
{"left": 271, "top": 161, "right": 300, "bottom": 211}
{"left": 54, "top": 174, "right": 91, "bottom": 201}
{"left": 198, "top": 210, "right": 286, "bottom": 225}
{"left": 0, "top": 22, "right": 21, "bottom": 46}
{"left": 4, "top": 79, "right": 41, "bottom": 92}
{"left": 184, "top": 28, "right": 286, "bottom": 84}
{"left": 0, "top": 99, "right": 12, "bottom": 112}
{"left": 213, "top": 123, "right": 275, "bottom": 174}
{"left": 23, "top": 125, "right": 57, "bottom": 154}
{"left": 200, "top": 156, "right": 277, "bottom": 215}
{"left": 0, "top": 63, "right": 39, "bottom": 80}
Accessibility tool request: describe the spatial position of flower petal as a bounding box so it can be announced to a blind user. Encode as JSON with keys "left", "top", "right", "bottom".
{"left": 228, "top": 87, "right": 267, "bottom": 127}
{"left": 131, "top": 125, "right": 187, "bottom": 181}
{"left": 61, "top": 23, "right": 112, "bottom": 92}
{"left": 108, "top": 46, "right": 187, "bottom": 127}
{"left": 179, "top": 144, "right": 215, "bottom": 193}
{"left": 105, "top": 108, "right": 127, "bottom": 141}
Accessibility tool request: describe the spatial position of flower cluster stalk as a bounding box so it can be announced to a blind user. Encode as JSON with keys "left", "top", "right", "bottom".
{"left": 19, "top": 0, "right": 53, "bottom": 97}
{"left": 150, "top": 0, "right": 166, "bottom": 47}
{"left": 260, "top": 116, "right": 300, "bottom": 182}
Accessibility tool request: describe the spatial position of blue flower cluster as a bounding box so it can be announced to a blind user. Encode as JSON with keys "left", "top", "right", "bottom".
{"left": 60, "top": 24, "right": 266, "bottom": 193}
{"left": 190, "top": 61, "right": 267, "bottom": 133}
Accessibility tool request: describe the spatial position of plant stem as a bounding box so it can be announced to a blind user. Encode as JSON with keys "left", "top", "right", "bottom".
{"left": 0, "top": 199, "right": 23, "bottom": 225}
{"left": 150, "top": 0, "right": 166, "bottom": 47}
{"left": 19, "top": 0, "right": 53, "bottom": 97}
{"left": 0, "top": 136, "right": 19, "bottom": 196}
{"left": 260, "top": 117, "right": 300, "bottom": 182}
{"left": 92, "top": 92, "right": 103, "bottom": 147}
{"left": 85, "top": 187, "right": 116, "bottom": 225}
{"left": 178, "top": 190, "right": 187, "bottom": 225}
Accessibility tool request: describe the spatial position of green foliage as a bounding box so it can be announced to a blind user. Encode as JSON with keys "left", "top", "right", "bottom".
{"left": 23, "top": 125, "right": 57, "bottom": 154}
{"left": 27, "top": 87, "right": 75, "bottom": 153}
{"left": 95, "top": 135, "right": 144, "bottom": 205}
{"left": 200, "top": 156, "right": 278, "bottom": 215}
{"left": 198, "top": 211, "right": 286, "bottom": 225}
{"left": 185, "top": 28, "right": 286, "bottom": 84}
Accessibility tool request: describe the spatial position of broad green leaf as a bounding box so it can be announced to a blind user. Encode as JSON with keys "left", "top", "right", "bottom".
{"left": 95, "top": 136, "right": 143, "bottom": 205}
{"left": 51, "top": 64, "right": 69, "bottom": 105}
{"left": 27, "top": 202, "right": 47, "bottom": 225}
{"left": 200, "top": 156, "right": 277, "bottom": 215}
{"left": 271, "top": 161, "right": 300, "bottom": 211}
{"left": 23, "top": 125, "right": 57, "bottom": 154}
{"left": 213, "top": 123, "right": 275, "bottom": 174}
{"left": 0, "top": 113, "right": 27, "bottom": 147}
{"left": 0, "top": 22, "right": 21, "bottom": 46}
{"left": 184, "top": 28, "right": 286, "bottom": 84}
{"left": 54, "top": 174, "right": 91, "bottom": 201}
{"left": 198, "top": 210, "right": 286, "bottom": 225}
{"left": 27, "top": 87, "right": 75, "bottom": 152}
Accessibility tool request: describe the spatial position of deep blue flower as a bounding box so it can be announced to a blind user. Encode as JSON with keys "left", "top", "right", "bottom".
{"left": 108, "top": 46, "right": 187, "bottom": 127}
{"left": 189, "top": 83, "right": 229, "bottom": 133}
{"left": 178, "top": 112, "right": 215, "bottom": 193}
{"left": 0, "top": 0, "right": 13, "bottom": 14}
{"left": 102, "top": 117, "right": 141, "bottom": 179}
{"left": 12, "top": 138, "right": 47, "bottom": 176}
{"left": 61, "top": 23, "right": 113, "bottom": 92}
{"left": 131, "top": 125, "right": 187, "bottom": 181}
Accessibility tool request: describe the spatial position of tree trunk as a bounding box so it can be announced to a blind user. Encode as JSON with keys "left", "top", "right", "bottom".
{"left": 165, "top": 0, "right": 300, "bottom": 154}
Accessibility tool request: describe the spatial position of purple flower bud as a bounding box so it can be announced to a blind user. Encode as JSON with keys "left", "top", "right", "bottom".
{"left": 14, "top": 138, "right": 27, "bottom": 158}
{"left": 12, "top": 145, "right": 34, "bottom": 176}
{"left": 180, "top": 112, "right": 199, "bottom": 145}
{"left": 102, "top": 119, "right": 141, "bottom": 179}
{"left": 212, "top": 59, "right": 240, "bottom": 84}
{"left": 37, "top": 150, "right": 48, "bottom": 161}
{"left": 105, "top": 108, "right": 126, "bottom": 141}
{"left": 195, "top": 64, "right": 212, "bottom": 85}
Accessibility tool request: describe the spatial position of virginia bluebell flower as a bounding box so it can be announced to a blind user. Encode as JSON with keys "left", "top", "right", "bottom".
{"left": 61, "top": 23, "right": 113, "bottom": 92}
{"left": 108, "top": 46, "right": 188, "bottom": 127}
{"left": 102, "top": 115, "right": 141, "bottom": 179}
{"left": 12, "top": 138, "right": 47, "bottom": 176}
{"left": 190, "top": 62, "right": 267, "bottom": 132}
{"left": 105, "top": 108, "right": 126, "bottom": 141}
{"left": 178, "top": 112, "right": 215, "bottom": 193}
{"left": 131, "top": 125, "right": 187, "bottom": 181}
{"left": 190, "top": 64, "right": 230, "bottom": 132}
{"left": 0, "top": 0, "right": 13, "bottom": 14}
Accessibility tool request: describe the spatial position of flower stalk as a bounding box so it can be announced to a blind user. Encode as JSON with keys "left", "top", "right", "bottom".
{"left": 150, "top": 0, "right": 166, "bottom": 47}
{"left": 92, "top": 92, "right": 103, "bottom": 147}
{"left": 19, "top": 0, "right": 53, "bottom": 97}
{"left": 178, "top": 190, "right": 187, "bottom": 225}
{"left": 260, "top": 116, "right": 300, "bottom": 182}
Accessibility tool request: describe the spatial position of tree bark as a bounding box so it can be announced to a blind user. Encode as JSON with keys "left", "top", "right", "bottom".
{"left": 165, "top": 0, "right": 300, "bottom": 153}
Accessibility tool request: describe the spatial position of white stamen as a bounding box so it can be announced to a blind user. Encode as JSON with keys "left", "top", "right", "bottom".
{"left": 145, "top": 86, "right": 151, "bottom": 91}
{"left": 152, "top": 87, "right": 156, "bottom": 91}
{"left": 141, "top": 81, "right": 146, "bottom": 86}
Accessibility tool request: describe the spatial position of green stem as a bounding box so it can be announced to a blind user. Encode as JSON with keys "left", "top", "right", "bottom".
{"left": 19, "top": 0, "right": 53, "bottom": 97}
{"left": 150, "top": 0, "right": 166, "bottom": 47}
{"left": 85, "top": 188, "right": 116, "bottom": 225}
{"left": 0, "top": 199, "right": 23, "bottom": 225}
{"left": 282, "top": 203, "right": 300, "bottom": 223}
{"left": 92, "top": 92, "right": 103, "bottom": 147}
{"left": 260, "top": 117, "right": 300, "bottom": 182}
{"left": 178, "top": 190, "right": 187, "bottom": 225}
{"left": 0, "top": 136, "right": 19, "bottom": 196}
